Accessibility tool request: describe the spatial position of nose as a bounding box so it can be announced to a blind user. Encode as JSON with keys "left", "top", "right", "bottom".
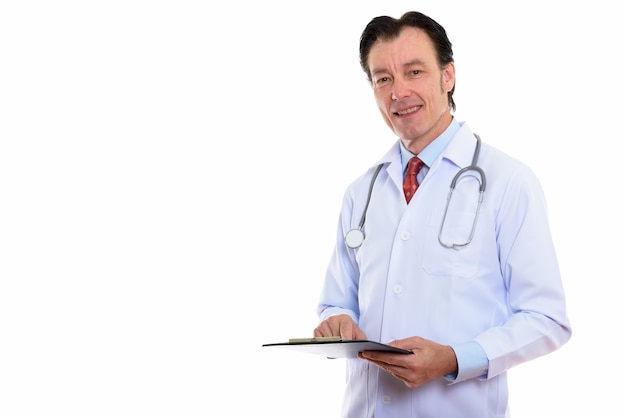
{"left": 391, "top": 79, "right": 410, "bottom": 101}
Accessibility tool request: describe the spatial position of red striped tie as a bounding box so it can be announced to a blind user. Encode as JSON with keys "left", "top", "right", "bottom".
{"left": 403, "top": 156, "right": 424, "bottom": 203}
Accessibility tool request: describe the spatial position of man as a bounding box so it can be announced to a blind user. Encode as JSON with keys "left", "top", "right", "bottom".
{"left": 313, "top": 11, "right": 571, "bottom": 417}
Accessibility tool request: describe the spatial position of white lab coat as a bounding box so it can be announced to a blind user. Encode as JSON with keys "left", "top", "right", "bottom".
{"left": 317, "top": 122, "right": 572, "bottom": 418}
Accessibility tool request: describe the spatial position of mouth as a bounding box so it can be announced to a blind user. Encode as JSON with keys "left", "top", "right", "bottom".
{"left": 393, "top": 105, "right": 421, "bottom": 116}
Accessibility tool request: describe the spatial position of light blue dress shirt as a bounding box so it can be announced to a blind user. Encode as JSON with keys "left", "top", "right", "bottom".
{"left": 400, "top": 117, "right": 459, "bottom": 181}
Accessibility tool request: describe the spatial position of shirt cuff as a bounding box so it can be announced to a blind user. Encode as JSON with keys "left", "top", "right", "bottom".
{"left": 444, "top": 341, "right": 489, "bottom": 383}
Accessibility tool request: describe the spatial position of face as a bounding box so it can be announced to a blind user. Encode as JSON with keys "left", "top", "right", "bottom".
{"left": 368, "top": 27, "right": 455, "bottom": 152}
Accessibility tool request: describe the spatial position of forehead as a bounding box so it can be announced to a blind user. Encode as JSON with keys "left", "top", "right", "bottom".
{"left": 368, "top": 27, "right": 438, "bottom": 69}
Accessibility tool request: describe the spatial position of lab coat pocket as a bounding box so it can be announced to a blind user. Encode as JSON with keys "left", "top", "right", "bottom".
{"left": 422, "top": 207, "right": 485, "bottom": 279}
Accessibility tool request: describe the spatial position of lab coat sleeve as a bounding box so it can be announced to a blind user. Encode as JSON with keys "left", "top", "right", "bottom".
{"left": 316, "top": 186, "right": 361, "bottom": 325}
{"left": 474, "top": 164, "right": 572, "bottom": 379}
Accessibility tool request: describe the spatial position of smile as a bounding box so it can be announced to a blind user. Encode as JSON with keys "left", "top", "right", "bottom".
{"left": 394, "top": 105, "right": 420, "bottom": 116}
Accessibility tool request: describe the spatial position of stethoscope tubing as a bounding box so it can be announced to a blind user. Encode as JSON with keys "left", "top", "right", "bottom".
{"left": 344, "top": 134, "right": 485, "bottom": 250}
{"left": 344, "top": 163, "right": 383, "bottom": 249}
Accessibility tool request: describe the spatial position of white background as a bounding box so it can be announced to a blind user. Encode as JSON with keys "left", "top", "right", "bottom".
{"left": 1, "top": 1, "right": 623, "bottom": 417}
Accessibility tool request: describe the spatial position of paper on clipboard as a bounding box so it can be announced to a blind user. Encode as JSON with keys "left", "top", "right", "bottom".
{"left": 262, "top": 337, "right": 412, "bottom": 359}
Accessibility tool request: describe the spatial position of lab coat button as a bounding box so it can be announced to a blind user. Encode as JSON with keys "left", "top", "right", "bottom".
{"left": 393, "top": 284, "right": 403, "bottom": 294}
{"left": 401, "top": 231, "right": 410, "bottom": 240}
{"left": 382, "top": 395, "right": 391, "bottom": 404}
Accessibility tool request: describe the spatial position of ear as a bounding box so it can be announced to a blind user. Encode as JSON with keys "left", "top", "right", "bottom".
{"left": 442, "top": 62, "right": 456, "bottom": 92}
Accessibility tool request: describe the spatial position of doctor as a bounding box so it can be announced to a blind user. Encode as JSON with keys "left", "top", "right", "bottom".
{"left": 314, "top": 11, "right": 572, "bottom": 418}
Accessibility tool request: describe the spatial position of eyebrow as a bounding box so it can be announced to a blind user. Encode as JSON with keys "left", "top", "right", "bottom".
{"left": 404, "top": 58, "right": 428, "bottom": 68}
{"left": 371, "top": 58, "right": 428, "bottom": 77}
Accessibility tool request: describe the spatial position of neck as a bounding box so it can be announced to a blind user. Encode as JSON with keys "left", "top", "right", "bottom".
{"left": 402, "top": 113, "right": 453, "bottom": 155}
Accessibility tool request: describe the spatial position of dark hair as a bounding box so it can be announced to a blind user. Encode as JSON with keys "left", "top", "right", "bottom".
{"left": 359, "top": 11, "right": 456, "bottom": 111}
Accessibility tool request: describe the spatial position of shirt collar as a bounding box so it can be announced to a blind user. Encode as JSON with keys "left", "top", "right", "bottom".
{"left": 400, "top": 117, "right": 461, "bottom": 172}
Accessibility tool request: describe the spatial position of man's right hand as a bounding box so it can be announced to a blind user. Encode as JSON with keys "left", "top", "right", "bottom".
{"left": 314, "top": 314, "right": 367, "bottom": 340}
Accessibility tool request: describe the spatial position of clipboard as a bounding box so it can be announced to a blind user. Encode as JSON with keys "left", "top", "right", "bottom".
{"left": 262, "top": 337, "right": 412, "bottom": 359}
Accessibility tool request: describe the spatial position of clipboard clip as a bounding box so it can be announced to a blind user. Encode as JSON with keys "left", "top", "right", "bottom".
{"left": 288, "top": 336, "right": 343, "bottom": 343}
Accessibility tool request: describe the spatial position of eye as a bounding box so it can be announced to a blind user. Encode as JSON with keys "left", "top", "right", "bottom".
{"left": 374, "top": 76, "right": 391, "bottom": 87}
{"left": 410, "top": 69, "right": 422, "bottom": 76}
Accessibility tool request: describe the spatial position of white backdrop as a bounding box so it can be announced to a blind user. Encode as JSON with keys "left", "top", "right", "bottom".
{"left": 1, "top": 1, "right": 623, "bottom": 417}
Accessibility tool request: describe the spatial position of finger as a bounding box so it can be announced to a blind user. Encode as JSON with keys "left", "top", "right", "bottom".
{"left": 315, "top": 321, "right": 337, "bottom": 337}
{"left": 359, "top": 350, "right": 388, "bottom": 363}
{"left": 339, "top": 324, "right": 354, "bottom": 340}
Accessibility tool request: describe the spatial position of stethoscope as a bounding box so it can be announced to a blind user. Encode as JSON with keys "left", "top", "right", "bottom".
{"left": 344, "top": 134, "right": 486, "bottom": 250}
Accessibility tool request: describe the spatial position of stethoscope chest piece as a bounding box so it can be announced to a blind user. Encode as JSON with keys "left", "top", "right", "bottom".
{"left": 345, "top": 228, "right": 365, "bottom": 249}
